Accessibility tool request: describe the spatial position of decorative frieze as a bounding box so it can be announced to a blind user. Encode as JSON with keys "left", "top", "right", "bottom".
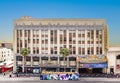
{"left": 15, "top": 25, "right": 105, "bottom": 30}
{"left": 14, "top": 16, "right": 106, "bottom": 28}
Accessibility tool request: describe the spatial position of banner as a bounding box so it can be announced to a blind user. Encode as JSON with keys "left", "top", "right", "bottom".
{"left": 79, "top": 63, "right": 107, "bottom": 68}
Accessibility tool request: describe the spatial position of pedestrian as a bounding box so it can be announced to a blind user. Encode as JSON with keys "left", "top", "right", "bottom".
{"left": 9, "top": 74, "right": 12, "bottom": 78}
{"left": 3, "top": 73, "right": 5, "bottom": 76}
{"left": 16, "top": 73, "right": 18, "bottom": 77}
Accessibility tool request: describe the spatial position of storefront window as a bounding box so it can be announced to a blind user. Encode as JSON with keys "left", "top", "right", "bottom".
{"left": 16, "top": 56, "right": 22, "bottom": 61}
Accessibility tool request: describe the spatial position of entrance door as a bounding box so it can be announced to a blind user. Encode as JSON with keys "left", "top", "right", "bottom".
{"left": 71, "top": 68, "right": 76, "bottom": 72}
{"left": 110, "top": 68, "right": 114, "bottom": 74}
{"left": 79, "top": 68, "right": 88, "bottom": 73}
{"left": 92, "top": 68, "right": 103, "bottom": 73}
{"left": 0, "top": 68, "right": 2, "bottom": 73}
{"left": 79, "top": 68, "right": 103, "bottom": 73}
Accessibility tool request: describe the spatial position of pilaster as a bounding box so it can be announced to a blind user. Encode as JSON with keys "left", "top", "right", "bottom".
{"left": 66, "top": 29, "right": 69, "bottom": 49}
{"left": 48, "top": 30, "right": 51, "bottom": 54}
{"left": 85, "top": 30, "right": 87, "bottom": 55}
{"left": 94, "top": 30, "right": 96, "bottom": 55}
{"left": 30, "top": 30, "right": 33, "bottom": 54}
{"left": 76, "top": 30, "right": 78, "bottom": 55}
{"left": 22, "top": 30, "right": 25, "bottom": 48}
{"left": 57, "top": 30, "right": 60, "bottom": 55}
{"left": 39, "top": 30, "right": 41, "bottom": 54}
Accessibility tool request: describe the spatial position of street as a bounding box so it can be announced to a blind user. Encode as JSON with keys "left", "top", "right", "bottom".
{"left": 0, "top": 80, "right": 120, "bottom": 83}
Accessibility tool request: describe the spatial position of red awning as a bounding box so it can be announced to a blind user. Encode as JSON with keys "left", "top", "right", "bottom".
{"left": 4, "top": 64, "right": 13, "bottom": 68}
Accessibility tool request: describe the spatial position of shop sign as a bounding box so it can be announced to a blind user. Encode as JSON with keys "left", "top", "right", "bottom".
{"left": 79, "top": 63, "right": 107, "bottom": 68}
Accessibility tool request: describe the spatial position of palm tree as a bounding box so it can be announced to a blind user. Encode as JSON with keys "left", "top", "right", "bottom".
{"left": 60, "top": 48, "right": 70, "bottom": 72}
{"left": 20, "top": 48, "right": 30, "bottom": 73}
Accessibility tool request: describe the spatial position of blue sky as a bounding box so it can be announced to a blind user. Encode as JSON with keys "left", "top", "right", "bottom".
{"left": 0, "top": 0, "right": 120, "bottom": 46}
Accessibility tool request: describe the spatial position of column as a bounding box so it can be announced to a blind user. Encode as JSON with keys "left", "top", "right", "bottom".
{"left": 48, "top": 55, "right": 51, "bottom": 62}
{"left": 22, "top": 30, "right": 25, "bottom": 48}
{"left": 89, "top": 30, "right": 91, "bottom": 54}
{"left": 85, "top": 29, "right": 87, "bottom": 55}
{"left": 13, "top": 29, "right": 17, "bottom": 72}
{"left": 67, "top": 57, "right": 69, "bottom": 67}
{"left": 39, "top": 56, "right": 41, "bottom": 63}
{"left": 58, "top": 56, "right": 60, "bottom": 65}
{"left": 39, "top": 30, "right": 41, "bottom": 54}
{"left": 66, "top": 29, "right": 69, "bottom": 49}
{"left": 57, "top": 56, "right": 60, "bottom": 72}
{"left": 48, "top": 30, "right": 51, "bottom": 54}
{"left": 76, "top": 30, "right": 78, "bottom": 55}
{"left": 76, "top": 56, "right": 79, "bottom": 72}
{"left": 19, "top": 30, "right": 20, "bottom": 54}
{"left": 57, "top": 30, "right": 60, "bottom": 54}
{"left": 22, "top": 30, "right": 25, "bottom": 72}
{"left": 31, "top": 56, "right": 33, "bottom": 67}
{"left": 94, "top": 30, "right": 96, "bottom": 55}
{"left": 102, "top": 30, "right": 105, "bottom": 54}
{"left": 30, "top": 30, "right": 33, "bottom": 54}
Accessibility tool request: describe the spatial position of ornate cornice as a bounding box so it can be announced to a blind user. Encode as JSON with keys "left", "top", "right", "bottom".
{"left": 14, "top": 25, "right": 105, "bottom": 30}
{"left": 14, "top": 16, "right": 106, "bottom": 27}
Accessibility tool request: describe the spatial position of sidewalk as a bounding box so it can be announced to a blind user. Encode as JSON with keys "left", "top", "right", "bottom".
{"left": 81, "top": 77, "right": 120, "bottom": 81}
{"left": 0, "top": 76, "right": 40, "bottom": 81}
{"left": 0, "top": 76, "right": 120, "bottom": 81}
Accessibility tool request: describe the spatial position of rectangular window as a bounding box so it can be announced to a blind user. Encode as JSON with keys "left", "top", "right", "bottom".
{"left": 91, "top": 47, "right": 94, "bottom": 54}
{"left": 87, "top": 48, "right": 90, "bottom": 54}
{"left": 17, "top": 56, "right": 22, "bottom": 61}
{"left": 55, "top": 51, "right": 57, "bottom": 54}
{"left": 82, "top": 48, "right": 85, "bottom": 55}
{"left": 82, "top": 34, "right": 85, "bottom": 37}
{"left": 73, "top": 40, "right": 76, "bottom": 44}
{"left": 26, "top": 56, "right": 31, "bottom": 61}
{"left": 78, "top": 41, "right": 81, "bottom": 44}
{"left": 82, "top": 41, "right": 85, "bottom": 44}
{"left": 78, "top": 34, "right": 81, "bottom": 37}
{"left": 73, "top": 33, "right": 76, "bottom": 37}
{"left": 78, "top": 47, "right": 81, "bottom": 54}
{"left": 51, "top": 50, "right": 53, "bottom": 54}
{"left": 33, "top": 57, "right": 39, "bottom": 61}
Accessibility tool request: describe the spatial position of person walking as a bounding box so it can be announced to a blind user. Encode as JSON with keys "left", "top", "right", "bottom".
{"left": 3, "top": 73, "right": 5, "bottom": 76}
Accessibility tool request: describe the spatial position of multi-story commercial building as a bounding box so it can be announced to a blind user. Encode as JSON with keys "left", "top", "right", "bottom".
{"left": 0, "top": 48, "right": 13, "bottom": 73}
{"left": 107, "top": 46, "right": 120, "bottom": 74}
{"left": 13, "top": 16, "right": 108, "bottom": 73}
{"left": 0, "top": 42, "right": 12, "bottom": 49}
{"left": 0, "top": 48, "right": 13, "bottom": 62}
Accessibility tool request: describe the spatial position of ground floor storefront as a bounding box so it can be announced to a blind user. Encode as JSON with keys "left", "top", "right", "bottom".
{"left": 16, "top": 66, "right": 107, "bottom": 75}
{"left": 79, "top": 68, "right": 103, "bottom": 73}
{"left": 15, "top": 55, "right": 108, "bottom": 74}
{"left": 78, "top": 63, "right": 107, "bottom": 74}
{"left": 16, "top": 66, "right": 76, "bottom": 73}
{"left": 0, "top": 61, "right": 13, "bottom": 73}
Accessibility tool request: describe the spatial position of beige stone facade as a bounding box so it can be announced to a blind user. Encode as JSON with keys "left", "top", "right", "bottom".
{"left": 107, "top": 46, "right": 120, "bottom": 74}
{"left": 13, "top": 16, "right": 108, "bottom": 73}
